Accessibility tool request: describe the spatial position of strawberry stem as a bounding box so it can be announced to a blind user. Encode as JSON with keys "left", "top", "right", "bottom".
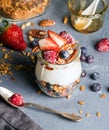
{"left": 0, "top": 19, "right": 9, "bottom": 34}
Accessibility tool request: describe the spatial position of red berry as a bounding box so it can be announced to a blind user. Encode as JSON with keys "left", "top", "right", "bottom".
{"left": 43, "top": 50, "right": 57, "bottom": 64}
{"left": 96, "top": 38, "right": 109, "bottom": 52}
{"left": 0, "top": 24, "right": 27, "bottom": 51}
{"left": 8, "top": 93, "right": 24, "bottom": 106}
{"left": 59, "top": 31, "right": 75, "bottom": 44}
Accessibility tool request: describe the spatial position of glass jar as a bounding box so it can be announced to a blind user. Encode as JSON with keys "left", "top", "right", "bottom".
{"left": 0, "top": 0, "right": 51, "bottom": 22}
{"left": 68, "top": 0, "right": 108, "bottom": 33}
{"left": 35, "top": 44, "right": 82, "bottom": 97}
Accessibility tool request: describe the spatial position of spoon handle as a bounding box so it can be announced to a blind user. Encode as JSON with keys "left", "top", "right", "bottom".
{"left": 24, "top": 102, "right": 82, "bottom": 121}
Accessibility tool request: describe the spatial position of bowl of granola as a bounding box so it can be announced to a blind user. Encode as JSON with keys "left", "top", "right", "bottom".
{"left": 0, "top": 0, "right": 51, "bottom": 22}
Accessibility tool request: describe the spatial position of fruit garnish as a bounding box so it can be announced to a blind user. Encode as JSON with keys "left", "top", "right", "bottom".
{"left": 86, "top": 55, "right": 94, "bottom": 64}
{"left": 59, "top": 50, "right": 70, "bottom": 59}
{"left": 43, "top": 50, "right": 57, "bottom": 64}
{"left": 59, "top": 31, "right": 75, "bottom": 44}
{"left": 39, "top": 37, "right": 59, "bottom": 51}
{"left": 91, "top": 83, "right": 101, "bottom": 92}
{"left": 96, "top": 38, "right": 109, "bottom": 52}
{"left": 47, "top": 30, "right": 67, "bottom": 47}
{"left": 8, "top": 93, "right": 24, "bottom": 106}
{"left": 0, "top": 20, "right": 27, "bottom": 51}
{"left": 90, "top": 72, "right": 100, "bottom": 80}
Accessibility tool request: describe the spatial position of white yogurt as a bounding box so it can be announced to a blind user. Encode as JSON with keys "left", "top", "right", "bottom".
{"left": 35, "top": 45, "right": 82, "bottom": 86}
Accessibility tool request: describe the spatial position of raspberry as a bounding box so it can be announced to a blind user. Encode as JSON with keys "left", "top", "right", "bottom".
{"left": 59, "top": 31, "right": 75, "bottom": 44}
{"left": 43, "top": 51, "right": 57, "bottom": 64}
{"left": 96, "top": 38, "right": 109, "bottom": 52}
{"left": 8, "top": 93, "right": 24, "bottom": 106}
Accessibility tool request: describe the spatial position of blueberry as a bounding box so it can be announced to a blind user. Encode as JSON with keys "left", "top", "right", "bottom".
{"left": 86, "top": 55, "right": 94, "bottom": 64}
{"left": 46, "top": 83, "right": 53, "bottom": 90}
{"left": 81, "top": 47, "right": 87, "bottom": 55}
{"left": 59, "top": 50, "right": 70, "bottom": 59}
{"left": 80, "top": 54, "right": 86, "bottom": 62}
{"left": 91, "top": 72, "right": 100, "bottom": 80}
{"left": 29, "top": 40, "right": 38, "bottom": 48}
{"left": 81, "top": 70, "right": 86, "bottom": 77}
{"left": 91, "top": 83, "right": 101, "bottom": 92}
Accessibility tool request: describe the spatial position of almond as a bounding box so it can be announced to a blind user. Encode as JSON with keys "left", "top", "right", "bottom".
{"left": 39, "top": 19, "right": 56, "bottom": 27}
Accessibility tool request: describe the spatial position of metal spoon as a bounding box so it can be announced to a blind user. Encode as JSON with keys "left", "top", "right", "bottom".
{"left": 0, "top": 86, "right": 82, "bottom": 121}
{"left": 75, "top": 0, "right": 100, "bottom": 30}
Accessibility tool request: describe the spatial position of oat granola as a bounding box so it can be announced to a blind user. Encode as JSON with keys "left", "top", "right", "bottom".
{"left": 0, "top": 0, "right": 49, "bottom": 20}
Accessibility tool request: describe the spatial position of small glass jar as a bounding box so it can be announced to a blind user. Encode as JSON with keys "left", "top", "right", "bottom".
{"left": 35, "top": 44, "right": 82, "bottom": 97}
{"left": 68, "top": 0, "right": 108, "bottom": 33}
{"left": 0, "top": 0, "right": 51, "bottom": 22}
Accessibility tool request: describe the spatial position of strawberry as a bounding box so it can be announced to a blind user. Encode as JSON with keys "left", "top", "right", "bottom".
{"left": 0, "top": 20, "right": 26, "bottom": 51}
{"left": 47, "top": 30, "right": 67, "bottom": 47}
{"left": 39, "top": 37, "right": 59, "bottom": 51}
{"left": 96, "top": 38, "right": 109, "bottom": 52}
{"left": 43, "top": 50, "right": 57, "bottom": 64}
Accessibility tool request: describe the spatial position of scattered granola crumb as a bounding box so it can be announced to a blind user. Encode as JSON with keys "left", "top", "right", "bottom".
{"left": 85, "top": 113, "right": 90, "bottom": 117}
{"left": 78, "top": 100, "right": 85, "bottom": 105}
{"left": 28, "top": 35, "right": 34, "bottom": 42}
{"left": 100, "top": 93, "right": 107, "bottom": 99}
{"left": 79, "top": 110, "right": 83, "bottom": 114}
{"left": 96, "top": 112, "right": 101, "bottom": 117}
{"left": 63, "top": 16, "right": 68, "bottom": 24}
{"left": 66, "top": 95, "right": 71, "bottom": 99}
{"left": 79, "top": 85, "right": 85, "bottom": 91}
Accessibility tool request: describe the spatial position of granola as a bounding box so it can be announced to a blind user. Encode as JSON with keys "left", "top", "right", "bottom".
{"left": 0, "top": 0, "right": 49, "bottom": 20}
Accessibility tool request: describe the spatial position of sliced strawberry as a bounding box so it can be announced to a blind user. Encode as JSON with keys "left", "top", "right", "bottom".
{"left": 39, "top": 37, "right": 59, "bottom": 51}
{"left": 47, "top": 30, "right": 67, "bottom": 47}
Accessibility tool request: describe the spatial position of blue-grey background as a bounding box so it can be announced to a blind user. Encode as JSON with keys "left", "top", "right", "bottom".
{"left": 0, "top": 0, "right": 109, "bottom": 130}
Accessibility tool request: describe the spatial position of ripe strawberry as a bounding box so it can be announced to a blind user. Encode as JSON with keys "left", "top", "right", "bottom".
{"left": 43, "top": 50, "right": 57, "bottom": 64}
{"left": 96, "top": 38, "right": 109, "bottom": 52}
{"left": 0, "top": 20, "right": 26, "bottom": 51}
{"left": 39, "top": 37, "right": 59, "bottom": 51}
{"left": 47, "top": 30, "right": 67, "bottom": 47}
{"left": 8, "top": 93, "right": 24, "bottom": 106}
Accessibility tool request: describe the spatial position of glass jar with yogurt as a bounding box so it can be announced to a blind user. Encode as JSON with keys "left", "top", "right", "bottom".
{"left": 35, "top": 43, "right": 82, "bottom": 97}
{"left": 0, "top": 0, "right": 51, "bottom": 22}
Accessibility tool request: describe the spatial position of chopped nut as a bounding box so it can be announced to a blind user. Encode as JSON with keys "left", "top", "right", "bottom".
{"left": 78, "top": 100, "right": 85, "bottom": 105}
{"left": 96, "top": 112, "right": 101, "bottom": 117}
{"left": 79, "top": 85, "right": 85, "bottom": 91}
{"left": 63, "top": 16, "right": 68, "bottom": 24}
{"left": 39, "top": 19, "right": 55, "bottom": 27}
{"left": 3, "top": 53, "right": 9, "bottom": 59}
{"left": 32, "top": 46, "right": 40, "bottom": 53}
{"left": 79, "top": 110, "right": 83, "bottom": 114}
{"left": 85, "top": 113, "right": 90, "bottom": 117}
{"left": 28, "top": 35, "right": 34, "bottom": 41}
{"left": 100, "top": 94, "right": 107, "bottom": 99}
{"left": 28, "top": 29, "right": 47, "bottom": 38}
{"left": 25, "top": 22, "right": 32, "bottom": 27}
{"left": 21, "top": 24, "right": 26, "bottom": 29}
{"left": 66, "top": 95, "right": 71, "bottom": 99}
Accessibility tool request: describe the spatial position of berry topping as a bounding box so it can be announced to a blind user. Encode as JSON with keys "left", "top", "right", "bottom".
{"left": 80, "top": 54, "right": 86, "bottom": 62}
{"left": 81, "top": 46, "right": 87, "bottom": 55}
{"left": 43, "top": 50, "right": 57, "bottom": 64}
{"left": 39, "top": 37, "right": 59, "bottom": 51}
{"left": 0, "top": 20, "right": 27, "bottom": 51}
{"left": 59, "top": 31, "right": 75, "bottom": 44}
{"left": 8, "top": 93, "right": 24, "bottom": 106}
{"left": 81, "top": 70, "right": 86, "bottom": 77}
{"left": 86, "top": 55, "right": 94, "bottom": 64}
{"left": 47, "top": 30, "right": 67, "bottom": 47}
{"left": 91, "top": 72, "right": 100, "bottom": 80}
{"left": 29, "top": 40, "right": 39, "bottom": 48}
{"left": 96, "top": 38, "right": 109, "bottom": 52}
{"left": 91, "top": 83, "right": 101, "bottom": 92}
{"left": 59, "top": 50, "right": 70, "bottom": 59}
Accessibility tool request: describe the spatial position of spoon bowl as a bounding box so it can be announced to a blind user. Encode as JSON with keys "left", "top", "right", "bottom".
{"left": 0, "top": 86, "right": 82, "bottom": 121}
